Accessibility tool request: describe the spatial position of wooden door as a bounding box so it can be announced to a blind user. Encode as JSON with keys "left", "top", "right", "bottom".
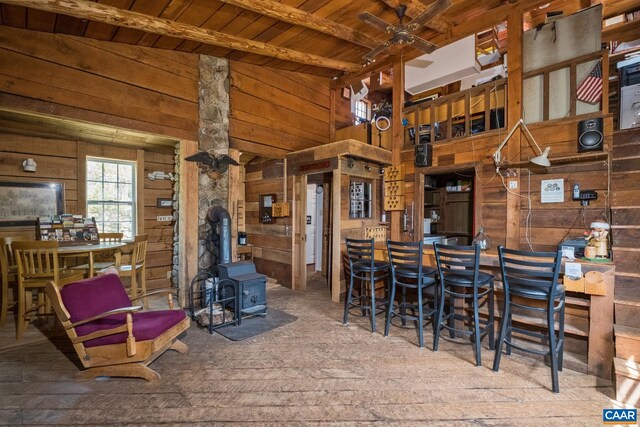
{"left": 292, "top": 174, "right": 307, "bottom": 291}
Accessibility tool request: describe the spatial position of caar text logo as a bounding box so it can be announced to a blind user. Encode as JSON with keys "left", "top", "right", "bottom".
{"left": 603, "top": 409, "right": 637, "bottom": 424}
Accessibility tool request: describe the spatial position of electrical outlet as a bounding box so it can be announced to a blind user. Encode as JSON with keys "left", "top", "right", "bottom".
{"left": 157, "top": 215, "right": 173, "bottom": 222}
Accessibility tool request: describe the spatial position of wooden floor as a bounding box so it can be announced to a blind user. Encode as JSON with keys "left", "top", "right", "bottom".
{"left": 0, "top": 273, "right": 619, "bottom": 425}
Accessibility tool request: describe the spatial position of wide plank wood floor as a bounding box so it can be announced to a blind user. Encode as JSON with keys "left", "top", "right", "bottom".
{"left": 0, "top": 273, "right": 617, "bottom": 425}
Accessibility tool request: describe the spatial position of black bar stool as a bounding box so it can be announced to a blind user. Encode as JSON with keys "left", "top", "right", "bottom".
{"left": 493, "top": 246, "right": 564, "bottom": 393}
{"left": 343, "top": 238, "right": 389, "bottom": 333}
{"left": 385, "top": 240, "right": 438, "bottom": 348}
{"left": 433, "top": 243, "right": 495, "bottom": 366}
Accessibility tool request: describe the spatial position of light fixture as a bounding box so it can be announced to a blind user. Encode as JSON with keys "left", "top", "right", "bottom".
{"left": 147, "top": 171, "right": 174, "bottom": 181}
{"left": 23, "top": 158, "right": 36, "bottom": 172}
{"left": 492, "top": 118, "right": 551, "bottom": 169}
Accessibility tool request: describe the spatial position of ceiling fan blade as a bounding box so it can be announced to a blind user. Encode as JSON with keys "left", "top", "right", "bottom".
{"left": 358, "top": 11, "right": 396, "bottom": 33}
{"left": 409, "top": 35, "right": 438, "bottom": 54}
{"left": 363, "top": 43, "right": 391, "bottom": 62}
{"left": 406, "top": 0, "right": 452, "bottom": 31}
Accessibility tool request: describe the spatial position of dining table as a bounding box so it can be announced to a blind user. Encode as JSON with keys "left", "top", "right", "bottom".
{"left": 58, "top": 242, "right": 128, "bottom": 278}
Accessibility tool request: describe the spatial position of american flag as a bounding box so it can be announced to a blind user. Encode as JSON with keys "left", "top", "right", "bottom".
{"left": 576, "top": 60, "right": 603, "bottom": 104}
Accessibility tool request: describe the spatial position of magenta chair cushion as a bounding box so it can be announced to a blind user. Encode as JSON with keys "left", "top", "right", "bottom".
{"left": 60, "top": 273, "right": 186, "bottom": 348}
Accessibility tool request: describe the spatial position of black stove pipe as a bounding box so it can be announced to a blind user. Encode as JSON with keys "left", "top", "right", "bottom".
{"left": 207, "top": 206, "right": 232, "bottom": 266}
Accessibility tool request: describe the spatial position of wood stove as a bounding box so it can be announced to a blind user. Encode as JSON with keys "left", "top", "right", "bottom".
{"left": 218, "top": 261, "right": 267, "bottom": 325}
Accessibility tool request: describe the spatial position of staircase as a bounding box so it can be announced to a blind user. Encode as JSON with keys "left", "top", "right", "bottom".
{"left": 611, "top": 128, "right": 640, "bottom": 407}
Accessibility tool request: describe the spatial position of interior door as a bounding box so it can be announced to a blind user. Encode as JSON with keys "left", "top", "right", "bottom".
{"left": 292, "top": 174, "right": 307, "bottom": 290}
{"left": 305, "top": 184, "right": 316, "bottom": 265}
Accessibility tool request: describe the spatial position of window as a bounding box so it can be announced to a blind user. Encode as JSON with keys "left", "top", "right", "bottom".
{"left": 355, "top": 99, "right": 369, "bottom": 124}
{"left": 349, "top": 180, "right": 372, "bottom": 219}
{"left": 86, "top": 158, "right": 136, "bottom": 240}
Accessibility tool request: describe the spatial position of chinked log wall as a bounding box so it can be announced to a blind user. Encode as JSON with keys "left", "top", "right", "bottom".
{"left": 229, "top": 61, "right": 331, "bottom": 287}
{"left": 0, "top": 26, "right": 200, "bottom": 290}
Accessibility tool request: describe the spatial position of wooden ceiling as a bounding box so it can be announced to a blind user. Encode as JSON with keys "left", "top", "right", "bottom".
{"left": 0, "top": 0, "right": 638, "bottom": 78}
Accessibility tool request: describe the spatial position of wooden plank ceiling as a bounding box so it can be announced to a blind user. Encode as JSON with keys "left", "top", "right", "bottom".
{"left": 0, "top": 0, "right": 506, "bottom": 78}
{"left": 0, "top": 0, "right": 638, "bottom": 78}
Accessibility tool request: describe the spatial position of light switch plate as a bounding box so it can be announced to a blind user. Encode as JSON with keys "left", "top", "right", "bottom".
{"left": 509, "top": 180, "right": 518, "bottom": 189}
{"left": 157, "top": 215, "right": 173, "bottom": 222}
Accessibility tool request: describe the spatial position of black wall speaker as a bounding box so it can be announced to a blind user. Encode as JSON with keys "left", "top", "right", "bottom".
{"left": 578, "top": 117, "right": 603, "bottom": 152}
{"left": 414, "top": 143, "right": 432, "bottom": 167}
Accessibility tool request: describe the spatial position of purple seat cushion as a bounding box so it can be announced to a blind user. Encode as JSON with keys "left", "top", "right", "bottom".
{"left": 60, "top": 273, "right": 186, "bottom": 348}
{"left": 79, "top": 310, "right": 186, "bottom": 348}
{"left": 61, "top": 274, "right": 132, "bottom": 321}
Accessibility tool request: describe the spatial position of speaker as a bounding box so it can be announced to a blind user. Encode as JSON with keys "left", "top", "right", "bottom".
{"left": 414, "top": 143, "right": 432, "bottom": 167}
{"left": 578, "top": 118, "right": 603, "bottom": 152}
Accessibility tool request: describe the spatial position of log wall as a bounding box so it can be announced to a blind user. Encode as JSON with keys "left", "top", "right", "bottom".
{"left": 409, "top": 115, "right": 613, "bottom": 251}
{"left": 0, "top": 25, "right": 199, "bottom": 140}
{"left": 229, "top": 61, "right": 331, "bottom": 158}
{"left": 0, "top": 135, "right": 175, "bottom": 290}
{"left": 244, "top": 159, "right": 292, "bottom": 287}
{"left": 0, "top": 26, "right": 200, "bottom": 290}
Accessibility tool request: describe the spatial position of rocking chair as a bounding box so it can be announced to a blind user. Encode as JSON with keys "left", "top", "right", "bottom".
{"left": 46, "top": 273, "right": 190, "bottom": 381}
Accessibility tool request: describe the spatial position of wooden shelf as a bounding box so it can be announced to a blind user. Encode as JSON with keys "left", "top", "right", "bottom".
{"left": 603, "top": 19, "right": 640, "bottom": 44}
{"left": 499, "top": 151, "right": 608, "bottom": 168}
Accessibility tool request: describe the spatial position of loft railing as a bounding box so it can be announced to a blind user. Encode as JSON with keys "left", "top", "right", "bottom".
{"left": 402, "top": 78, "right": 507, "bottom": 145}
{"left": 522, "top": 50, "right": 608, "bottom": 123}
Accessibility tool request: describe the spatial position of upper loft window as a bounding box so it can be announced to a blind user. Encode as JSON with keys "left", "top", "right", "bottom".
{"left": 355, "top": 99, "right": 370, "bottom": 124}
{"left": 86, "top": 158, "right": 136, "bottom": 240}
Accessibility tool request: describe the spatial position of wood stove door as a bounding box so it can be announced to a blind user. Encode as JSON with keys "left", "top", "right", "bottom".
{"left": 292, "top": 174, "right": 307, "bottom": 291}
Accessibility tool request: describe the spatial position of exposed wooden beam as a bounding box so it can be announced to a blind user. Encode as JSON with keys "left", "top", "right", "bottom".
{"left": 1, "top": 0, "right": 361, "bottom": 72}
{"left": 218, "top": 0, "right": 382, "bottom": 49}
{"left": 380, "top": 0, "right": 452, "bottom": 33}
{"left": 599, "top": 0, "right": 640, "bottom": 18}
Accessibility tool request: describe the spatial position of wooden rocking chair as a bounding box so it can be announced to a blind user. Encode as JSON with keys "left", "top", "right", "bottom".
{"left": 46, "top": 273, "right": 190, "bottom": 381}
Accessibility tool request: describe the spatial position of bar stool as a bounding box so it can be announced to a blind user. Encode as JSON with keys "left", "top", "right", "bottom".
{"left": 343, "top": 238, "right": 389, "bottom": 333}
{"left": 493, "top": 246, "right": 564, "bottom": 393}
{"left": 433, "top": 243, "right": 495, "bottom": 366}
{"left": 385, "top": 240, "right": 438, "bottom": 348}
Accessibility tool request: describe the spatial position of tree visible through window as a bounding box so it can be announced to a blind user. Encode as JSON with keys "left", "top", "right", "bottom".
{"left": 86, "top": 158, "right": 136, "bottom": 240}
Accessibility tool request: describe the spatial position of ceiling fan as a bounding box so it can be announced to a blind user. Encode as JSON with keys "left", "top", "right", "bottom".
{"left": 358, "top": 0, "right": 452, "bottom": 63}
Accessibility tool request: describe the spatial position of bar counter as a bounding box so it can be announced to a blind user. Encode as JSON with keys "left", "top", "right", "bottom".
{"left": 373, "top": 243, "right": 615, "bottom": 380}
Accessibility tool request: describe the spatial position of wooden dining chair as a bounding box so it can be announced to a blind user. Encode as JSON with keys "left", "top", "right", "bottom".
{"left": 115, "top": 234, "right": 148, "bottom": 307}
{"left": 0, "top": 236, "right": 29, "bottom": 327}
{"left": 12, "top": 240, "right": 85, "bottom": 339}
{"left": 69, "top": 232, "right": 124, "bottom": 277}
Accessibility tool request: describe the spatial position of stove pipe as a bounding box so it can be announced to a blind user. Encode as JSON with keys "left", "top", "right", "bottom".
{"left": 207, "top": 206, "right": 232, "bottom": 266}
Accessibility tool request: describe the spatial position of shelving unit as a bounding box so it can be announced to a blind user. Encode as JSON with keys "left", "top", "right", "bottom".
{"left": 424, "top": 177, "right": 473, "bottom": 242}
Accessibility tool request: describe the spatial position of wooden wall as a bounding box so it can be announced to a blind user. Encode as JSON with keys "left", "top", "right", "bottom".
{"left": 0, "top": 25, "right": 200, "bottom": 291}
{"left": 229, "top": 61, "right": 331, "bottom": 158}
{"left": 611, "top": 128, "right": 640, "bottom": 301}
{"left": 244, "top": 159, "right": 293, "bottom": 287}
{"left": 0, "top": 134, "right": 175, "bottom": 290}
{"left": 407, "top": 114, "right": 612, "bottom": 251}
{"left": 0, "top": 26, "right": 199, "bottom": 140}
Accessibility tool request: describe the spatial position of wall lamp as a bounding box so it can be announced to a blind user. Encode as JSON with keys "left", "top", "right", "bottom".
{"left": 148, "top": 171, "right": 174, "bottom": 181}
{"left": 23, "top": 158, "right": 36, "bottom": 172}
{"left": 492, "top": 118, "right": 551, "bottom": 169}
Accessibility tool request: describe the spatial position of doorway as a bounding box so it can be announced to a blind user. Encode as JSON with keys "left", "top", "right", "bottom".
{"left": 304, "top": 173, "right": 331, "bottom": 284}
{"left": 422, "top": 170, "right": 476, "bottom": 246}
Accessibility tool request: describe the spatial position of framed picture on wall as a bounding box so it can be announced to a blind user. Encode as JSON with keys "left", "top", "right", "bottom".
{"left": 342, "top": 87, "right": 350, "bottom": 100}
{"left": 0, "top": 181, "right": 64, "bottom": 227}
